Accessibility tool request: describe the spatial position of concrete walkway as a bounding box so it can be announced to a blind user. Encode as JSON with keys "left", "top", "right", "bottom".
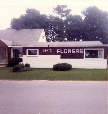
{"left": 0, "top": 81, "right": 107, "bottom": 114}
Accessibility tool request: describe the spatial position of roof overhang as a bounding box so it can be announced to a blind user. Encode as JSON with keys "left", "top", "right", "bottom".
{"left": 8, "top": 46, "right": 22, "bottom": 47}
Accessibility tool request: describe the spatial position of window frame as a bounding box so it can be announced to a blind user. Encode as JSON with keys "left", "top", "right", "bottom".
{"left": 84, "top": 48, "right": 104, "bottom": 59}
{"left": 26, "top": 49, "right": 39, "bottom": 56}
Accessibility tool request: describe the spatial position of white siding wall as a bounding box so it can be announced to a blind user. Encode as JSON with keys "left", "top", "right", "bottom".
{"left": 22, "top": 55, "right": 107, "bottom": 69}
{"left": 38, "top": 30, "right": 46, "bottom": 42}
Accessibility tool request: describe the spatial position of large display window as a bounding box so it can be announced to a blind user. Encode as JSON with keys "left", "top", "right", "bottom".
{"left": 85, "top": 49, "right": 103, "bottom": 58}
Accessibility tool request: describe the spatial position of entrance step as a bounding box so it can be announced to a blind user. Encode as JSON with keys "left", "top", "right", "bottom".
{"left": 0, "top": 64, "right": 7, "bottom": 67}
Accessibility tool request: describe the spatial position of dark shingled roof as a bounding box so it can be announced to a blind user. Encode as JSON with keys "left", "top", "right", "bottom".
{"left": 0, "top": 29, "right": 44, "bottom": 46}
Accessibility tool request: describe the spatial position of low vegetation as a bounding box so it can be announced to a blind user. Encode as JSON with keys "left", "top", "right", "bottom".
{"left": 12, "top": 65, "right": 32, "bottom": 72}
{"left": 0, "top": 67, "right": 107, "bottom": 81}
{"left": 8, "top": 57, "right": 22, "bottom": 67}
{"left": 53, "top": 63, "right": 72, "bottom": 71}
{"left": 7, "top": 57, "right": 32, "bottom": 72}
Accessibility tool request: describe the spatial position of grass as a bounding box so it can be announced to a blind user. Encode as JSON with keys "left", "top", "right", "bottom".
{"left": 0, "top": 67, "right": 108, "bottom": 81}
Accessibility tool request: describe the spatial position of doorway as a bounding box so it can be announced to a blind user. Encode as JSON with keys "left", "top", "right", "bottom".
{"left": 13, "top": 48, "right": 22, "bottom": 58}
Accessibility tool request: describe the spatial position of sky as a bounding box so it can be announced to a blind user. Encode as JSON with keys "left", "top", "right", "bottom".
{"left": 0, "top": 0, "right": 108, "bottom": 30}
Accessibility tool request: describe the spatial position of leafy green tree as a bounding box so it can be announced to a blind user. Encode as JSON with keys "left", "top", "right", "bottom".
{"left": 52, "top": 5, "right": 71, "bottom": 41}
{"left": 46, "top": 15, "right": 64, "bottom": 42}
{"left": 10, "top": 18, "right": 21, "bottom": 30}
{"left": 53, "top": 5, "right": 71, "bottom": 19}
{"left": 64, "top": 15, "right": 84, "bottom": 41}
{"left": 82, "top": 6, "right": 108, "bottom": 44}
{"left": 11, "top": 8, "right": 49, "bottom": 29}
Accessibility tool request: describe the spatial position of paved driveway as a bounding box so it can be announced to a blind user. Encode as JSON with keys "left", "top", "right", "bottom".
{"left": 0, "top": 81, "right": 107, "bottom": 114}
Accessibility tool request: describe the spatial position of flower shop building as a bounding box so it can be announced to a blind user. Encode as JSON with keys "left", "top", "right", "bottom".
{"left": 0, "top": 29, "right": 107, "bottom": 69}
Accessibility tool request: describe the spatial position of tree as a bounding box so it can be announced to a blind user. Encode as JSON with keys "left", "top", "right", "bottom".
{"left": 10, "top": 18, "right": 21, "bottom": 30}
{"left": 11, "top": 8, "right": 49, "bottom": 29}
{"left": 82, "top": 6, "right": 108, "bottom": 44}
{"left": 52, "top": 5, "right": 72, "bottom": 41}
{"left": 53, "top": 5, "right": 71, "bottom": 19}
{"left": 46, "top": 15, "right": 64, "bottom": 42}
{"left": 64, "top": 15, "right": 84, "bottom": 41}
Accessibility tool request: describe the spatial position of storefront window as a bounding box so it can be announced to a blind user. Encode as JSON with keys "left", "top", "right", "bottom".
{"left": 27, "top": 49, "right": 38, "bottom": 55}
{"left": 85, "top": 49, "right": 103, "bottom": 58}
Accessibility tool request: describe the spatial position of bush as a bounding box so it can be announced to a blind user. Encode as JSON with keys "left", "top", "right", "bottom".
{"left": 12, "top": 65, "right": 32, "bottom": 72}
{"left": 19, "top": 63, "right": 25, "bottom": 68}
{"left": 53, "top": 63, "right": 72, "bottom": 71}
{"left": 12, "top": 65, "right": 21, "bottom": 72}
{"left": 8, "top": 57, "right": 22, "bottom": 67}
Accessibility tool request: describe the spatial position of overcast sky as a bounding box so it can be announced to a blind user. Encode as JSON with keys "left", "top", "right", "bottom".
{"left": 0, "top": 0, "right": 108, "bottom": 30}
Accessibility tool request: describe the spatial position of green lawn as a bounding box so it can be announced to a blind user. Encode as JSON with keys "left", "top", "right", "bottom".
{"left": 0, "top": 67, "right": 108, "bottom": 81}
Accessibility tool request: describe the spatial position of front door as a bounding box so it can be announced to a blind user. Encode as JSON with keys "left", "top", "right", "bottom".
{"left": 0, "top": 47, "right": 7, "bottom": 64}
{"left": 13, "top": 47, "right": 22, "bottom": 58}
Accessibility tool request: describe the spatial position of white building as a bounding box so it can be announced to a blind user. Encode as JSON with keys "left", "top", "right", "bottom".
{"left": 0, "top": 29, "right": 107, "bottom": 69}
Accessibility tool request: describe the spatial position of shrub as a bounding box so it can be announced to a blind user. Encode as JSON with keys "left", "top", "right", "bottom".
{"left": 53, "top": 63, "right": 72, "bottom": 71}
{"left": 12, "top": 65, "right": 32, "bottom": 72}
{"left": 25, "top": 63, "right": 30, "bottom": 68}
{"left": 8, "top": 57, "right": 22, "bottom": 67}
{"left": 19, "top": 63, "right": 25, "bottom": 68}
{"left": 12, "top": 65, "right": 21, "bottom": 72}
